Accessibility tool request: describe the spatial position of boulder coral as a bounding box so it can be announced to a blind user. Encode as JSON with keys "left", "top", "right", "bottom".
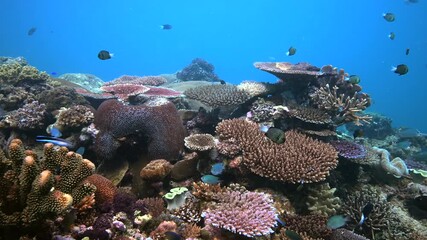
{"left": 94, "top": 98, "right": 186, "bottom": 161}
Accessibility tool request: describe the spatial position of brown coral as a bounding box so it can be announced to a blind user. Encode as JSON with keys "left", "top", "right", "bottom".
{"left": 184, "top": 133, "right": 216, "bottom": 151}
{"left": 254, "top": 62, "right": 321, "bottom": 82}
{"left": 84, "top": 174, "right": 117, "bottom": 206}
{"left": 54, "top": 105, "right": 94, "bottom": 131}
{"left": 216, "top": 119, "right": 338, "bottom": 183}
{"left": 139, "top": 159, "right": 173, "bottom": 181}
{"left": 282, "top": 214, "right": 332, "bottom": 239}
{"left": 184, "top": 84, "right": 250, "bottom": 108}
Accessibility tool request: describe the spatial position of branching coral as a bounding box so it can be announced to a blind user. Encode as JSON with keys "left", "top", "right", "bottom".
{"left": 0, "top": 139, "right": 96, "bottom": 227}
{"left": 309, "top": 84, "right": 371, "bottom": 126}
{"left": 184, "top": 84, "right": 250, "bottom": 108}
{"left": 282, "top": 214, "right": 332, "bottom": 239}
{"left": 52, "top": 105, "right": 94, "bottom": 131}
{"left": 216, "top": 118, "right": 338, "bottom": 183}
{"left": 177, "top": 58, "right": 220, "bottom": 81}
{"left": 202, "top": 190, "right": 277, "bottom": 238}
{"left": 306, "top": 183, "right": 342, "bottom": 216}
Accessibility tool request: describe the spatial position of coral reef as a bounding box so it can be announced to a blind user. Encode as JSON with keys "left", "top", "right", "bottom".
{"left": 330, "top": 140, "right": 367, "bottom": 160}
{"left": 216, "top": 118, "right": 338, "bottom": 183}
{"left": 140, "top": 159, "right": 173, "bottom": 181}
{"left": 281, "top": 214, "right": 332, "bottom": 239}
{"left": 58, "top": 73, "right": 104, "bottom": 92}
{"left": 37, "top": 86, "right": 90, "bottom": 112}
{"left": 0, "top": 60, "right": 49, "bottom": 85}
{"left": 177, "top": 58, "right": 220, "bottom": 82}
{"left": 105, "top": 75, "right": 167, "bottom": 86}
{"left": 306, "top": 183, "right": 342, "bottom": 216}
{"left": 0, "top": 100, "right": 47, "bottom": 130}
{"left": 0, "top": 139, "right": 96, "bottom": 232}
{"left": 184, "top": 133, "right": 216, "bottom": 151}
{"left": 94, "top": 98, "right": 186, "bottom": 161}
{"left": 184, "top": 84, "right": 250, "bottom": 108}
{"left": 52, "top": 105, "right": 94, "bottom": 131}
{"left": 202, "top": 190, "right": 277, "bottom": 237}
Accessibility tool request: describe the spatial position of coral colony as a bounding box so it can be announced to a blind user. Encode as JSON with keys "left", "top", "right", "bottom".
{"left": 1, "top": 56, "right": 427, "bottom": 240}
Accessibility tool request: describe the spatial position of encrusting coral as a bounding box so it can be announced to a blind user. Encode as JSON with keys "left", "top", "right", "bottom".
{"left": 0, "top": 139, "right": 96, "bottom": 228}
{"left": 216, "top": 118, "right": 338, "bottom": 183}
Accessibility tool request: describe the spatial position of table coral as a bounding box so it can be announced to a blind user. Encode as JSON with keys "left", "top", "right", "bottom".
{"left": 106, "top": 75, "right": 167, "bottom": 86}
{"left": 184, "top": 133, "right": 216, "bottom": 152}
{"left": 184, "top": 84, "right": 250, "bottom": 108}
{"left": 94, "top": 98, "right": 186, "bottom": 161}
{"left": 216, "top": 118, "right": 338, "bottom": 183}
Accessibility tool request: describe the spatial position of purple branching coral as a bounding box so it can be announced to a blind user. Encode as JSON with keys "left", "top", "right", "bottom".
{"left": 177, "top": 58, "right": 220, "bottom": 82}
{"left": 202, "top": 190, "right": 277, "bottom": 238}
{"left": 330, "top": 140, "right": 367, "bottom": 160}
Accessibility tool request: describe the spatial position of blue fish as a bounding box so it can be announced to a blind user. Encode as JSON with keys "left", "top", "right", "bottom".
{"left": 50, "top": 126, "right": 62, "bottom": 137}
{"left": 76, "top": 147, "right": 85, "bottom": 155}
{"left": 201, "top": 175, "right": 220, "bottom": 184}
{"left": 210, "top": 162, "right": 225, "bottom": 175}
{"left": 36, "top": 136, "right": 74, "bottom": 148}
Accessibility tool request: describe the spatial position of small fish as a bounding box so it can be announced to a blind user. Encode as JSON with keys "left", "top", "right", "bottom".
{"left": 27, "top": 27, "right": 37, "bottom": 36}
{"left": 276, "top": 216, "right": 285, "bottom": 226}
{"left": 50, "top": 72, "right": 58, "bottom": 76}
{"left": 296, "top": 180, "right": 304, "bottom": 191}
{"left": 36, "top": 136, "right": 74, "bottom": 148}
{"left": 388, "top": 32, "right": 395, "bottom": 40}
{"left": 320, "top": 65, "right": 336, "bottom": 74}
{"left": 327, "top": 215, "right": 350, "bottom": 229}
{"left": 347, "top": 75, "right": 360, "bottom": 84}
{"left": 391, "top": 64, "right": 409, "bottom": 75}
{"left": 259, "top": 125, "right": 270, "bottom": 133}
{"left": 405, "top": 0, "right": 419, "bottom": 4}
{"left": 160, "top": 24, "right": 173, "bottom": 30}
{"left": 358, "top": 202, "right": 374, "bottom": 226}
{"left": 219, "top": 79, "right": 226, "bottom": 84}
{"left": 164, "top": 231, "right": 181, "bottom": 240}
{"left": 286, "top": 46, "right": 297, "bottom": 56}
{"left": 265, "top": 127, "right": 285, "bottom": 144}
{"left": 76, "top": 147, "right": 86, "bottom": 155}
{"left": 397, "top": 140, "right": 411, "bottom": 150}
{"left": 406, "top": 48, "right": 410, "bottom": 55}
{"left": 49, "top": 126, "right": 62, "bottom": 138}
{"left": 98, "top": 50, "right": 113, "bottom": 60}
{"left": 383, "top": 13, "right": 396, "bottom": 22}
{"left": 201, "top": 175, "right": 221, "bottom": 184}
{"left": 210, "top": 162, "right": 225, "bottom": 175}
{"left": 284, "top": 230, "right": 302, "bottom": 240}
{"left": 353, "top": 129, "right": 364, "bottom": 139}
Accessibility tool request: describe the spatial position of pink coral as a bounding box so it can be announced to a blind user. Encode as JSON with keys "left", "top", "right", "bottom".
{"left": 100, "top": 83, "right": 150, "bottom": 101}
{"left": 202, "top": 190, "right": 277, "bottom": 237}
{"left": 106, "top": 75, "right": 167, "bottom": 86}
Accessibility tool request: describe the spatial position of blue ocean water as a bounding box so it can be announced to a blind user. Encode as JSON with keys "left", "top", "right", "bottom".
{"left": 0, "top": 0, "right": 426, "bottom": 132}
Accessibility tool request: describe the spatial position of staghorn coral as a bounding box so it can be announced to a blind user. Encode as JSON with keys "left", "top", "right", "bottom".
{"left": 140, "top": 159, "right": 173, "bottom": 181}
{"left": 184, "top": 84, "right": 250, "bottom": 108}
{"left": 105, "top": 75, "right": 167, "bottom": 86}
{"left": 216, "top": 138, "right": 241, "bottom": 158}
{"left": 184, "top": 133, "right": 216, "bottom": 152}
{"left": 0, "top": 100, "right": 47, "bottom": 130}
{"left": 0, "top": 140, "right": 96, "bottom": 228}
{"left": 330, "top": 140, "right": 367, "bottom": 160}
{"left": 309, "top": 84, "right": 371, "bottom": 126}
{"left": 192, "top": 181, "right": 224, "bottom": 201}
{"left": 94, "top": 98, "right": 186, "bottom": 161}
{"left": 170, "top": 194, "right": 201, "bottom": 223}
{"left": 202, "top": 190, "right": 277, "bottom": 238}
{"left": 282, "top": 214, "right": 332, "bottom": 239}
{"left": 306, "top": 183, "right": 342, "bottom": 216}
{"left": 180, "top": 223, "right": 201, "bottom": 239}
{"left": 177, "top": 58, "right": 220, "bottom": 81}
{"left": 53, "top": 105, "right": 94, "bottom": 131}
{"left": 216, "top": 118, "right": 338, "bottom": 183}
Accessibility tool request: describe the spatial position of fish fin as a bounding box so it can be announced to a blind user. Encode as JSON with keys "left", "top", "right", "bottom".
{"left": 391, "top": 66, "right": 397, "bottom": 71}
{"left": 286, "top": 51, "right": 290, "bottom": 56}
{"left": 109, "top": 53, "right": 114, "bottom": 58}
